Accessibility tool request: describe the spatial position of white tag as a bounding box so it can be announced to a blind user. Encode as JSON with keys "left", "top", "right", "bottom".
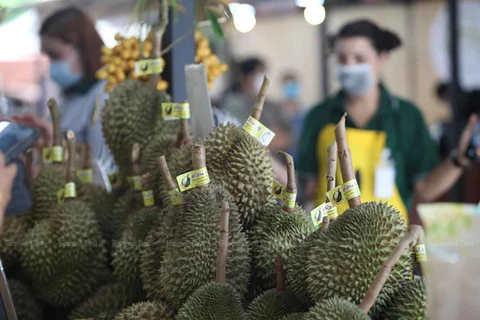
{"left": 374, "top": 165, "right": 395, "bottom": 199}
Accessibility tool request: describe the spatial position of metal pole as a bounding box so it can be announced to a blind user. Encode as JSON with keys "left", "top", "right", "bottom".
{"left": 320, "top": 11, "right": 329, "bottom": 98}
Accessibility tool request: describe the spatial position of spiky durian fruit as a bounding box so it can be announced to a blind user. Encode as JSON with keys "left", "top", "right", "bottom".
{"left": 176, "top": 282, "right": 246, "bottom": 320}
{"left": 304, "top": 298, "right": 370, "bottom": 320}
{"left": 114, "top": 301, "right": 173, "bottom": 320}
{"left": 68, "top": 283, "right": 130, "bottom": 320}
{"left": 101, "top": 80, "right": 176, "bottom": 177}
{"left": 8, "top": 279, "right": 43, "bottom": 320}
{"left": 248, "top": 288, "right": 305, "bottom": 320}
{"left": 280, "top": 313, "right": 305, "bottom": 320}
{"left": 305, "top": 202, "right": 413, "bottom": 315}
{"left": 0, "top": 216, "right": 30, "bottom": 273}
{"left": 384, "top": 277, "right": 427, "bottom": 320}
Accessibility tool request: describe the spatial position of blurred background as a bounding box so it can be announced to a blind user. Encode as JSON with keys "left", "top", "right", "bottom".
{"left": 0, "top": 0, "right": 479, "bottom": 203}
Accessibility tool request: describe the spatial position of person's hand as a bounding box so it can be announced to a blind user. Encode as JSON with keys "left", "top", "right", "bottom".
{"left": 9, "top": 113, "right": 53, "bottom": 148}
{"left": 458, "top": 113, "right": 480, "bottom": 166}
{"left": 0, "top": 153, "right": 17, "bottom": 227}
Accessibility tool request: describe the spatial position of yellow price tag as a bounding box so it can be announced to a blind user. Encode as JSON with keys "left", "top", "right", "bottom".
{"left": 176, "top": 168, "right": 210, "bottom": 192}
{"left": 42, "top": 147, "right": 52, "bottom": 164}
{"left": 108, "top": 173, "right": 121, "bottom": 188}
{"left": 142, "top": 190, "right": 155, "bottom": 207}
{"left": 129, "top": 176, "right": 142, "bottom": 191}
{"left": 161, "top": 103, "right": 191, "bottom": 120}
{"left": 326, "top": 179, "right": 361, "bottom": 207}
{"left": 57, "top": 188, "right": 65, "bottom": 204}
{"left": 51, "top": 146, "right": 63, "bottom": 163}
{"left": 168, "top": 189, "right": 181, "bottom": 206}
{"left": 76, "top": 169, "right": 93, "bottom": 184}
{"left": 414, "top": 244, "right": 427, "bottom": 262}
{"left": 64, "top": 182, "right": 77, "bottom": 199}
{"left": 91, "top": 97, "right": 100, "bottom": 126}
{"left": 135, "top": 59, "right": 163, "bottom": 76}
{"left": 311, "top": 202, "right": 337, "bottom": 228}
{"left": 242, "top": 116, "right": 276, "bottom": 147}
{"left": 271, "top": 181, "right": 297, "bottom": 209}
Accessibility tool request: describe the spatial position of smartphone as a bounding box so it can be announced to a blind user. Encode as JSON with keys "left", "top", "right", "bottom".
{"left": 466, "top": 121, "right": 479, "bottom": 162}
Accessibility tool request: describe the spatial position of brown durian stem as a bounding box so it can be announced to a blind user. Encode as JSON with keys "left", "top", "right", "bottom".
{"left": 191, "top": 144, "right": 208, "bottom": 189}
{"left": 65, "top": 131, "right": 76, "bottom": 187}
{"left": 158, "top": 156, "right": 177, "bottom": 191}
{"left": 325, "top": 142, "right": 337, "bottom": 201}
{"left": 76, "top": 144, "right": 86, "bottom": 171}
{"left": 359, "top": 225, "right": 423, "bottom": 313}
{"left": 131, "top": 143, "right": 141, "bottom": 176}
{"left": 84, "top": 144, "right": 93, "bottom": 170}
{"left": 174, "top": 118, "right": 192, "bottom": 147}
{"left": 275, "top": 255, "right": 285, "bottom": 292}
{"left": 278, "top": 151, "right": 296, "bottom": 213}
{"left": 216, "top": 200, "right": 230, "bottom": 284}
{"left": 251, "top": 76, "right": 270, "bottom": 120}
{"left": 48, "top": 98, "right": 61, "bottom": 147}
{"left": 321, "top": 216, "right": 330, "bottom": 231}
{"left": 334, "top": 113, "right": 361, "bottom": 208}
{"left": 416, "top": 228, "right": 426, "bottom": 276}
{"left": 141, "top": 173, "right": 154, "bottom": 192}
{"left": 149, "top": 0, "right": 169, "bottom": 89}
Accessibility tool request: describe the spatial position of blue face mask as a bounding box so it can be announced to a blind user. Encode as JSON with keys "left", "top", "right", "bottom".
{"left": 49, "top": 61, "right": 83, "bottom": 88}
{"left": 283, "top": 81, "right": 300, "bottom": 100}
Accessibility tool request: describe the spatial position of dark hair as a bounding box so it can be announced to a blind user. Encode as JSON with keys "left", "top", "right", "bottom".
{"left": 239, "top": 57, "right": 265, "bottom": 77}
{"left": 40, "top": 7, "right": 104, "bottom": 81}
{"left": 337, "top": 19, "right": 402, "bottom": 53}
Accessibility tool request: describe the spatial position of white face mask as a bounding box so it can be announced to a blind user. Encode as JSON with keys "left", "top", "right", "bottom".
{"left": 336, "top": 64, "right": 374, "bottom": 96}
{"left": 253, "top": 73, "right": 265, "bottom": 94}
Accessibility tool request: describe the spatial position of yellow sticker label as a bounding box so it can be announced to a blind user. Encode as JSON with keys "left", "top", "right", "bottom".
{"left": 176, "top": 167, "right": 210, "bottom": 192}
{"left": 311, "top": 202, "right": 337, "bottom": 227}
{"left": 142, "top": 190, "right": 155, "bottom": 207}
{"left": 128, "top": 176, "right": 142, "bottom": 191}
{"left": 414, "top": 244, "right": 427, "bottom": 262}
{"left": 64, "top": 182, "right": 77, "bottom": 198}
{"left": 168, "top": 189, "right": 181, "bottom": 206}
{"left": 91, "top": 97, "right": 100, "bottom": 126}
{"left": 271, "top": 181, "right": 297, "bottom": 209}
{"left": 51, "top": 146, "right": 63, "bottom": 163}
{"left": 57, "top": 188, "right": 65, "bottom": 204}
{"left": 242, "top": 116, "right": 276, "bottom": 147}
{"left": 42, "top": 147, "right": 52, "bottom": 164}
{"left": 108, "top": 173, "right": 121, "bottom": 187}
{"left": 161, "top": 102, "right": 191, "bottom": 120}
{"left": 135, "top": 59, "right": 163, "bottom": 76}
{"left": 76, "top": 169, "right": 93, "bottom": 184}
{"left": 326, "top": 179, "right": 361, "bottom": 206}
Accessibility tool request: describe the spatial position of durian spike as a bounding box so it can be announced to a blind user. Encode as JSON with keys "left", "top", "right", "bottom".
{"left": 278, "top": 151, "right": 296, "bottom": 213}
{"left": 359, "top": 225, "right": 423, "bottom": 313}
{"left": 65, "top": 130, "right": 77, "bottom": 186}
{"left": 251, "top": 76, "right": 270, "bottom": 120}
{"left": 216, "top": 200, "right": 230, "bottom": 284}
{"left": 334, "top": 113, "right": 361, "bottom": 208}
{"left": 48, "top": 98, "right": 62, "bottom": 147}
{"left": 321, "top": 216, "right": 330, "bottom": 231}
{"left": 148, "top": 0, "right": 169, "bottom": 89}
{"left": 191, "top": 144, "right": 208, "bottom": 189}
{"left": 158, "top": 156, "right": 177, "bottom": 191}
{"left": 84, "top": 144, "right": 93, "bottom": 170}
{"left": 175, "top": 118, "right": 192, "bottom": 148}
{"left": 141, "top": 173, "right": 154, "bottom": 192}
{"left": 131, "top": 143, "right": 141, "bottom": 176}
{"left": 274, "top": 255, "right": 285, "bottom": 292}
{"left": 325, "top": 142, "right": 337, "bottom": 201}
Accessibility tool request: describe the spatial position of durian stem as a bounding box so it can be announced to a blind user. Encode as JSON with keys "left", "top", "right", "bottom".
{"left": 359, "top": 225, "right": 423, "bottom": 313}
{"left": 278, "top": 151, "right": 296, "bottom": 213}
{"left": 275, "top": 255, "right": 285, "bottom": 292}
{"left": 416, "top": 228, "right": 426, "bottom": 276}
{"left": 216, "top": 200, "right": 230, "bottom": 284}
{"left": 251, "top": 76, "right": 270, "bottom": 121}
{"left": 325, "top": 142, "right": 337, "bottom": 201}
{"left": 191, "top": 144, "right": 208, "bottom": 189}
{"left": 158, "top": 156, "right": 177, "bottom": 191}
{"left": 175, "top": 118, "right": 192, "bottom": 147}
{"left": 48, "top": 98, "right": 61, "bottom": 147}
{"left": 76, "top": 144, "right": 86, "bottom": 170}
{"left": 84, "top": 144, "right": 93, "bottom": 170}
{"left": 334, "top": 113, "right": 361, "bottom": 208}
{"left": 149, "top": 0, "right": 169, "bottom": 89}
{"left": 66, "top": 131, "right": 76, "bottom": 185}
{"left": 321, "top": 216, "right": 330, "bottom": 231}
{"left": 142, "top": 173, "right": 154, "bottom": 192}
{"left": 131, "top": 143, "right": 141, "bottom": 176}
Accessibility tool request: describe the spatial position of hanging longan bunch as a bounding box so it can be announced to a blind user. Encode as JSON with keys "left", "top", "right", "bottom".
{"left": 194, "top": 31, "right": 228, "bottom": 90}
{"left": 96, "top": 32, "right": 169, "bottom": 93}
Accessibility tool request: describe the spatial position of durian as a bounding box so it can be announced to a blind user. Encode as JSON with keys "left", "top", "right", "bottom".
{"left": 68, "top": 283, "right": 130, "bottom": 320}
{"left": 205, "top": 76, "right": 274, "bottom": 229}
{"left": 176, "top": 200, "right": 246, "bottom": 320}
{"left": 114, "top": 301, "right": 173, "bottom": 320}
{"left": 101, "top": 80, "right": 176, "bottom": 177}
{"left": 304, "top": 298, "right": 370, "bottom": 320}
{"left": 247, "top": 256, "right": 306, "bottom": 319}
{"left": 384, "top": 277, "right": 427, "bottom": 320}
{"left": 251, "top": 152, "right": 314, "bottom": 288}
{"left": 0, "top": 216, "right": 30, "bottom": 273}
{"left": 280, "top": 313, "right": 305, "bottom": 320}
{"left": 155, "top": 145, "right": 250, "bottom": 309}
{"left": 8, "top": 279, "right": 43, "bottom": 320}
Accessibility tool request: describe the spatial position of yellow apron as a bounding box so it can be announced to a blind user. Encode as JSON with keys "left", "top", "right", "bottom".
{"left": 315, "top": 124, "right": 408, "bottom": 223}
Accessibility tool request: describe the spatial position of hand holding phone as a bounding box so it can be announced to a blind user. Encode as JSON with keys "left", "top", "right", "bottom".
{"left": 458, "top": 114, "right": 480, "bottom": 165}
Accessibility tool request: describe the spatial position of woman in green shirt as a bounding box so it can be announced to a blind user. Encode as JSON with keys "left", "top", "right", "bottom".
{"left": 297, "top": 20, "right": 479, "bottom": 223}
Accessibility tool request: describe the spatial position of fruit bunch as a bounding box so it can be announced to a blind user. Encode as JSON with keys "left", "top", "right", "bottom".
{"left": 194, "top": 31, "right": 228, "bottom": 90}
{"left": 96, "top": 32, "right": 169, "bottom": 93}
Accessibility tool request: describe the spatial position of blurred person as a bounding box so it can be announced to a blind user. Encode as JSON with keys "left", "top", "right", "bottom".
{"left": 0, "top": 153, "right": 17, "bottom": 229}
{"left": 297, "top": 19, "right": 480, "bottom": 223}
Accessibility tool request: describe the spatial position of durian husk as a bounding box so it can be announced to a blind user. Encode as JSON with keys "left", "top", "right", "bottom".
{"left": 175, "top": 282, "right": 246, "bottom": 320}
{"left": 0, "top": 215, "right": 30, "bottom": 273}
{"left": 30, "top": 164, "right": 65, "bottom": 222}
{"left": 247, "top": 288, "right": 305, "bottom": 320}
{"left": 205, "top": 124, "right": 275, "bottom": 230}
{"left": 280, "top": 313, "right": 306, "bottom": 320}
{"left": 305, "top": 202, "right": 413, "bottom": 316}
{"left": 8, "top": 279, "right": 43, "bottom": 320}
{"left": 68, "top": 283, "right": 130, "bottom": 320}
{"left": 110, "top": 190, "right": 143, "bottom": 240}
{"left": 304, "top": 298, "right": 370, "bottom": 320}
{"left": 384, "top": 277, "right": 427, "bottom": 320}
{"left": 114, "top": 301, "right": 173, "bottom": 320}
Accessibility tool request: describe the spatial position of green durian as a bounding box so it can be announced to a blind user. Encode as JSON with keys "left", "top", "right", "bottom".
{"left": 114, "top": 301, "right": 173, "bottom": 320}
{"left": 280, "top": 313, "right": 305, "bottom": 320}
{"left": 248, "top": 288, "right": 305, "bottom": 319}
{"left": 0, "top": 216, "right": 30, "bottom": 273}
{"left": 176, "top": 282, "right": 246, "bottom": 320}
{"left": 68, "top": 283, "right": 130, "bottom": 320}
{"left": 8, "top": 279, "right": 43, "bottom": 320}
{"left": 304, "top": 298, "right": 370, "bottom": 320}
{"left": 384, "top": 277, "right": 427, "bottom": 320}
{"left": 101, "top": 80, "right": 176, "bottom": 177}
{"left": 305, "top": 202, "right": 413, "bottom": 315}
